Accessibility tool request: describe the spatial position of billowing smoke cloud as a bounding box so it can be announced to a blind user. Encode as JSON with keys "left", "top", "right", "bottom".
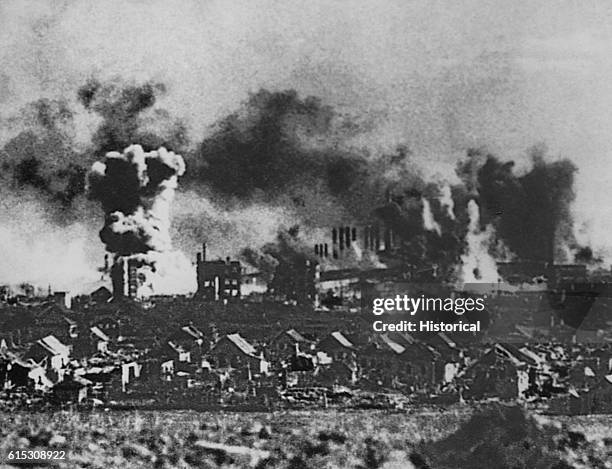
{"left": 78, "top": 79, "right": 189, "bottom": 156}
{"left": 458, "top": 147, "right": 578, "bottom": 263}
{"left": 0, "top": 98, "right": 88, "bottom": 212}
{"left": 88, "top": 144, "right": 195, "bottom": 296}
{"left": 189, "top": 89, "right": 383, "bottom": 223}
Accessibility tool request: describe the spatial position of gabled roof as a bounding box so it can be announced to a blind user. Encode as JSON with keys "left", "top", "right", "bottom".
{"left": 518, "top": 347, "right": 545, "bottom": 366}
{"left": 92, "top": 285, "right": 111, "bottom": 294}
{"left": 181, "top": 325, "right": 204, "bottom": 340}
{"left": 470, "top": 343, "right": 537, "bottom": 369}
{"left": 377, "top": 334, "right": 405, "bottom": 354}
{"left": 224, "top": 333, "right": 257, "bottom": 356}
{"left": 91, "top": 286, "right": 112, "bottom": 298}
{"left": 497, "top": 343, "right": 538, "bottom": 367}
{"left": 166, "top": 341, "right": 188, "bottom": 354}
{"left": 90, "top": 326, "right": 110, "bottom": 342}
{"left": 437, "top": 332, "right": 456, "bottom": 349}
{"left": 37, "top": 335, "right": 69, "bottom": 356}
{"left": 330, "top": 331, "right": 354, "bottom": 349}
{"left": 284, "top": 329, "right": 311, "bottom": 343}
{"left": 63, "top": 316, "right": 77, "bottom": 326}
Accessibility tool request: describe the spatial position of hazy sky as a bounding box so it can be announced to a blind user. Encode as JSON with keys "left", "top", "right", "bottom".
{"left": 2, "top": 0, "right": 612, "bottom": 286}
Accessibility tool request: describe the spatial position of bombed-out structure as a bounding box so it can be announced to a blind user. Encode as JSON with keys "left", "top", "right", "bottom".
{"left": 194, "top": 243, "right": 241, "bottom": 302}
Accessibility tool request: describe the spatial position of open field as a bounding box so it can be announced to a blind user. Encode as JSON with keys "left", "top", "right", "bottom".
{"left": 1, "top": 406, "right": 612, "bottom": 468}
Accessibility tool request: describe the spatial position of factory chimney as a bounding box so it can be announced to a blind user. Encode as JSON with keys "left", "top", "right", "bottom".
{"left": 374, "top": 225, "right": 380, "bottom": 252}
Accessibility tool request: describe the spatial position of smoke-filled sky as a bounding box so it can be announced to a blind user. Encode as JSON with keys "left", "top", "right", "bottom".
{"left": 2, "top": 0, "right": 612, "bottom": 289}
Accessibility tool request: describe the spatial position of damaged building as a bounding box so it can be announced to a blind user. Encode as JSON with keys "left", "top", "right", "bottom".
{"left": 195, "top": 244, "right": 241, "bottom": 302}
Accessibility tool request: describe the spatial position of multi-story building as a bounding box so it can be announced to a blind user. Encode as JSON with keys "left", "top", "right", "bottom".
{"left": 195, "top": 244, "right": 241, "bottom": 301}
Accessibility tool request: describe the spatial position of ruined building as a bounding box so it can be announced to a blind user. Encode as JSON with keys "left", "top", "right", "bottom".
{"left": 110, "top": 257, "right": 140, "bottom": 299}
{"left": 195, "top": 244, "right": 241, "bottom": 301}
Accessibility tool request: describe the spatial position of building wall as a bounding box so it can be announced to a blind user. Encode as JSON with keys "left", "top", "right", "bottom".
{"left": 196, "top": 256, "right": 241, "bottom": 301}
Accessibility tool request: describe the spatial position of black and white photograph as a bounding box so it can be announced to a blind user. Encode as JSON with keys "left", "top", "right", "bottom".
{"left": 1, "top": 1, "right": 612, "bottom": 467}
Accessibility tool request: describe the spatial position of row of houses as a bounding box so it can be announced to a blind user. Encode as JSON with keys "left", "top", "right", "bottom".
{"left": 2, "top": 304, "right": 612, "bottom": 413}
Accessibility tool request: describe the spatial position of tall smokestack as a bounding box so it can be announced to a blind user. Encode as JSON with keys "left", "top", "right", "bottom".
{"left": 371, "top": 226, "right": 376, "bottom": 250}
{"left": 345, "top": 226, "right": 351, "bottom": 248}
{"left": 384, "top": 228, "right": 391, "bottom": 251}
{"left": 202, "top": 243, "right": 207, "bottom": 262}
{"left": 339, "top": 227, "right": 344, "bottom": 251}
{"left": 374, "top": 225, "right": 381, "bottom": 251}
{"left": 314, "top": 244, "right": 319, "bottom": 256}
{"left": 332, "top": 228, "right": 337, "bottom": 245}
{"left": 351, "top": 227, "right": 357, "bottom": 242}
{"left": 324, "top": 243, "right": 329, "bottom": 258}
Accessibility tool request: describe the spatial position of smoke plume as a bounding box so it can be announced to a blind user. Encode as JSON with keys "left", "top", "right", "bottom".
{"left": 88, "top": 144, "right": 195, "bottom": 296}
{"left": 459, "top": 199, "right": 501, "bottom": 283}
{"left": 458, "top": 148, "right": 578, "bottom": 263}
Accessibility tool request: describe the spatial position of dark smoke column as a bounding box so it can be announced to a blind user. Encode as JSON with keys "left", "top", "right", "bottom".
{"left": 88, "top": 144, "right": 196, "bottom": 298}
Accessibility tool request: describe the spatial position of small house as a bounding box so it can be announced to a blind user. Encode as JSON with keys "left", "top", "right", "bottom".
{"left": 210, "top": 333, "right": 269, "bottom": 376}
{"left": 317, "top": 331, "right": 356, "bottom": 361}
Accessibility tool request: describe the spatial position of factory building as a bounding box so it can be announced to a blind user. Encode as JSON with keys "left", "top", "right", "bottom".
{"left": 195, "top": 244, "right": 241, "bottom": 302}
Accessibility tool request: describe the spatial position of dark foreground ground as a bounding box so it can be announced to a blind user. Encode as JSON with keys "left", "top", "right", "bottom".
{"left": 1, "top": 406, "right": 611, "bottom": 468}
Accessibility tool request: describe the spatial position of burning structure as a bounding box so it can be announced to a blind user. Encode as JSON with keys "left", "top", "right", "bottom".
{"left": 88, "top": 144, "right": 196, "bottom": 299}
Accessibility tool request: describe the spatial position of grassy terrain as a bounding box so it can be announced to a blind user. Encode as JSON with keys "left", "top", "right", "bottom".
{"left": 1, "top": 406, "right": 611, "bottom": 468}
